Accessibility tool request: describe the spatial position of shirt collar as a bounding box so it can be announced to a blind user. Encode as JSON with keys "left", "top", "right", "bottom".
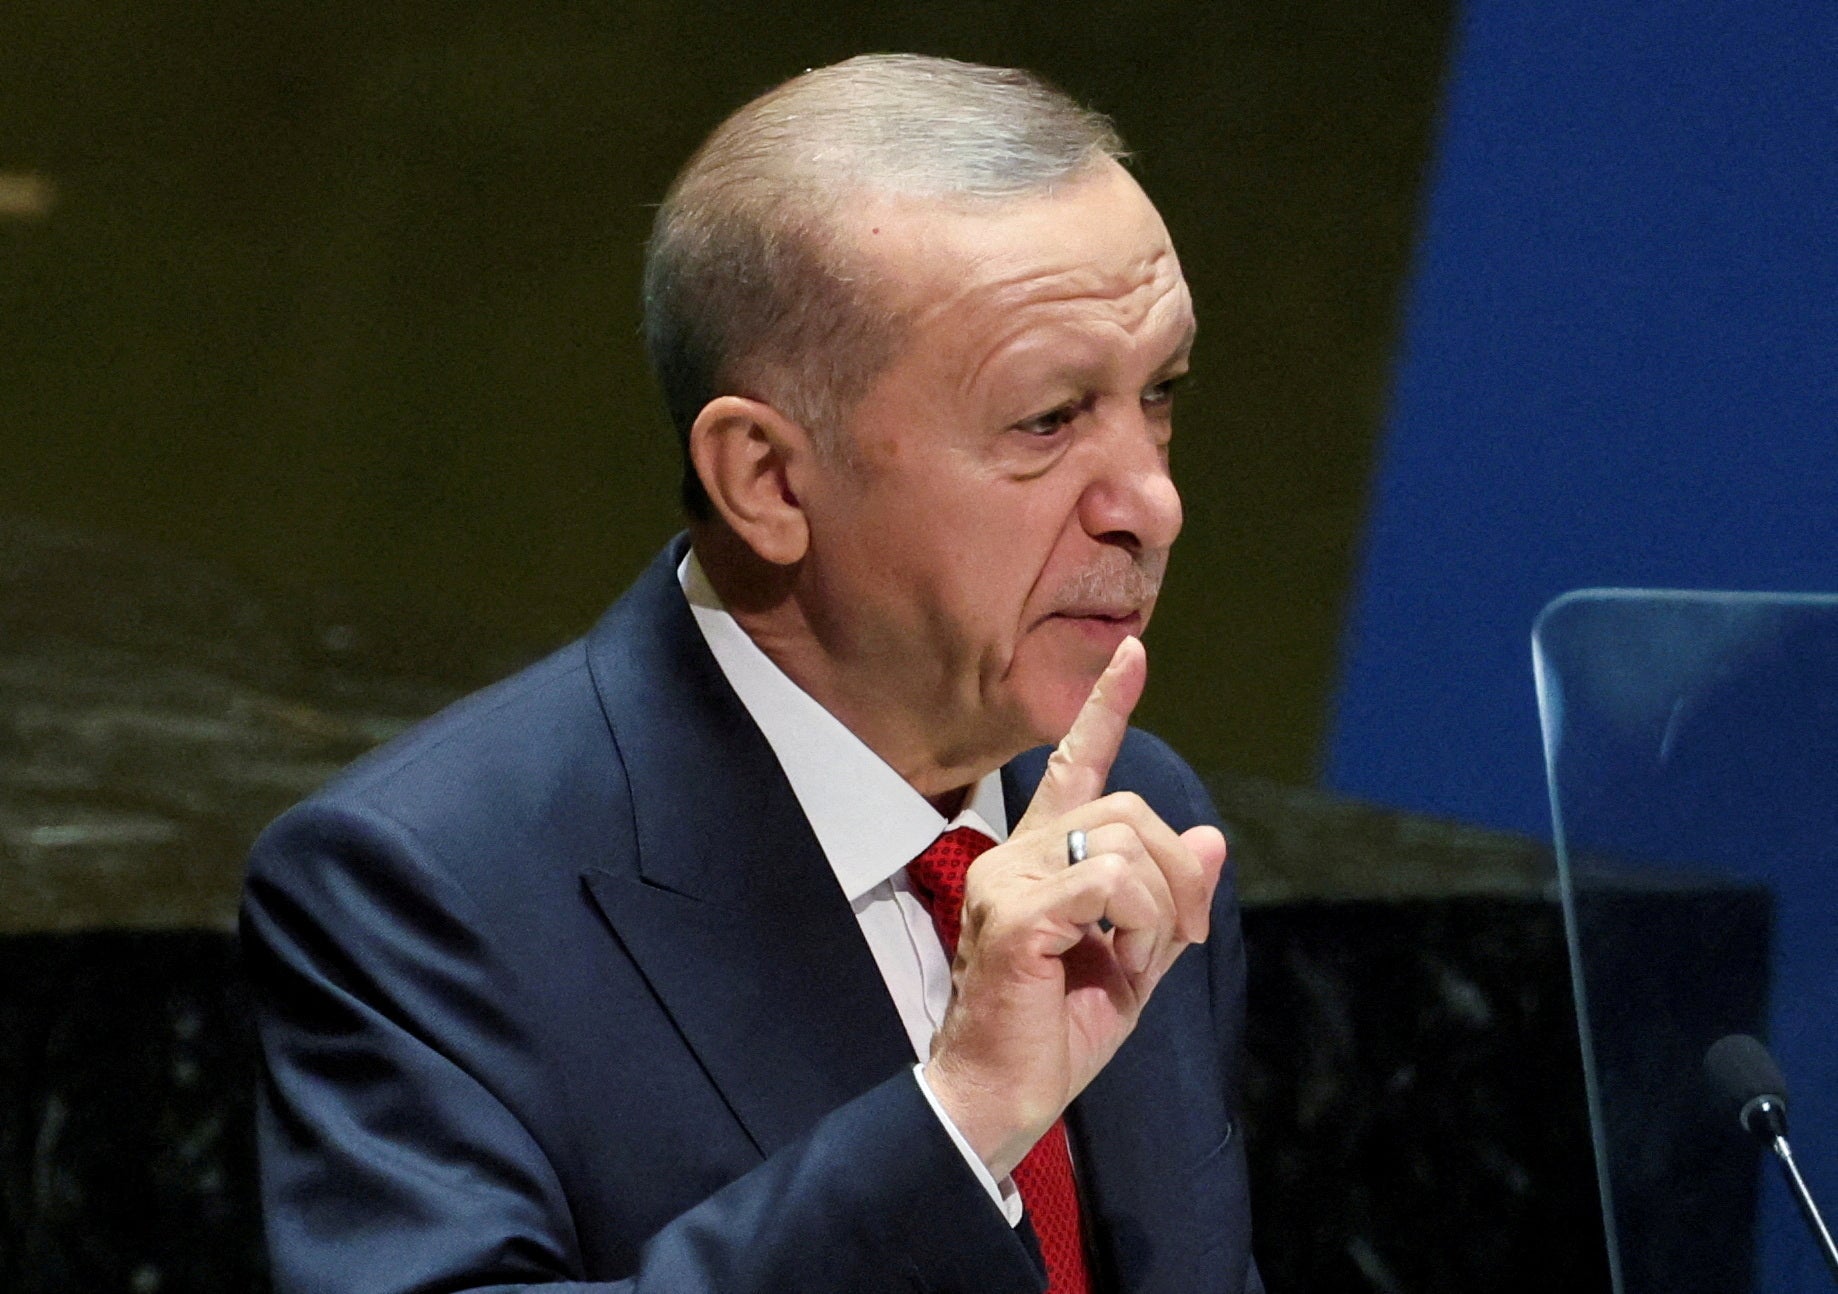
{"left": 679, "top": 550, "right": 1008, "bottom": 903}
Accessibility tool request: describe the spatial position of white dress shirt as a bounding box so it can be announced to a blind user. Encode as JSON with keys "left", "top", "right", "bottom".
{"left": 678, "top": 551, "right": 1023, "bottom": 1224}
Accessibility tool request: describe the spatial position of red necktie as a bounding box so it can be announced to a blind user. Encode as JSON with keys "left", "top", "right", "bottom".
{"left": 907, "top": 827, "right": 1093, "bottom": 1294}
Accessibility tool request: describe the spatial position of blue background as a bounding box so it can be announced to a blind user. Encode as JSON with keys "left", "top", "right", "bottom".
{"left": 1327, "top": 0, "right": 1835, "bottom": 838}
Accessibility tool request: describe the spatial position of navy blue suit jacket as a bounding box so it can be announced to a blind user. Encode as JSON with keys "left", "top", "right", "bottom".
{"left": 243, "top": 538, "right": 1261, "bottom": 1292}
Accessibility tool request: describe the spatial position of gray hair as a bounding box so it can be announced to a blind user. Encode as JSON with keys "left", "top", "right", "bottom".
{"left": 641, "top": 54, "right": 1127, "bottom": 517}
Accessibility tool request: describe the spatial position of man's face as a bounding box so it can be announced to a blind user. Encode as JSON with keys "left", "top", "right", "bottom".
{"left": 792, "top": 161, "right": 1193, "bottom": 780}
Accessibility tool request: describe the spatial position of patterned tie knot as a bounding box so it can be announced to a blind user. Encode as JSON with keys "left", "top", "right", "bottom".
{"left": 905, "top": 826, "right": 996, "bottom": 957}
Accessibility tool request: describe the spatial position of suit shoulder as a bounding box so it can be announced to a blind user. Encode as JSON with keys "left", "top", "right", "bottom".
{"left": 1006, "top": 727, "right": 1215, "bottom": 831}
{"left": 1113, "top": 725, "right": 1196, "bottom": 783}
{"left": 257, "top": 637, "right": 626, "bottom": 885}
{"left": 1112, "top": 727, "right": 1214, "bottom": 825}
{"left": 320, "top": 639, "right": 596, "bottom": 798}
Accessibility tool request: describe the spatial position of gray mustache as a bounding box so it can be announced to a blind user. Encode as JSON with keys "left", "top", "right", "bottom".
{"left": 1054, "top": 552, "right": 1166, "bottom": 611}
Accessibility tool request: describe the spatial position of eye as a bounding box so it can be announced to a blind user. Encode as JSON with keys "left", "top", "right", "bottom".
{"left": 1013, "top": 393, "right": 1094, "bottom": 437}
{"left": 1142, "top": 372, "right": 1188, "bottom": 413}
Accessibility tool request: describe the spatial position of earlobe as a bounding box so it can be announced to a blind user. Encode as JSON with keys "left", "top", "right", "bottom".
{"left": 687, "top": 396, "right": 812, "bottom": 566}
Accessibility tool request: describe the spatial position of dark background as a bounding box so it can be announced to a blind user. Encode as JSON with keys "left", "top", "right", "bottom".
{"left": 0, "top": 0, "right": 1452, "bottom": 788}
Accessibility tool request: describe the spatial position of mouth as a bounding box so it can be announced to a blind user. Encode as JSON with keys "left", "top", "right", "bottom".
{"left": 1048, "top": 608, "right": 1147, "bottom": 641}
{"left": 1042, "top": 553, "right": 1166, "bottom": 644}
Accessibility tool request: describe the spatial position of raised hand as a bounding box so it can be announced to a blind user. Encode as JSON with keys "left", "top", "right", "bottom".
{"left": 922, "top": 637, "right": 1228, "bottom": 1179}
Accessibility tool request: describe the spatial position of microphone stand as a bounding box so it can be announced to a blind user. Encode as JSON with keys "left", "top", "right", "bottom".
{"left": 1769, "top": 1136, "right": 1838, "bottom": 1288}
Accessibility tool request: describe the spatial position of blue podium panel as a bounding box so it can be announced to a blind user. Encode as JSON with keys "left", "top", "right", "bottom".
{"left": 1534, "top": 590, "right": 1838, "bottom": 1294}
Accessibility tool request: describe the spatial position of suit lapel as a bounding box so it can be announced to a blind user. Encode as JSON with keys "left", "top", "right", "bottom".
{"left": 581, "top": 539, "right": 913, "bottom": 1158}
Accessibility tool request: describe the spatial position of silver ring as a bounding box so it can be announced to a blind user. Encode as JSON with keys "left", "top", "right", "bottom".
{"left": 1066, "top": 829, "right": 1088, "bottom": 866}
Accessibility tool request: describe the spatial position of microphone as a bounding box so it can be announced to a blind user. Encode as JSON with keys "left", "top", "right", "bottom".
{"left": 1706, "top": 1033, "right": 1791, "bottom": 1140}
{"left": 1704, "top": 1034, "right": 1838, "bottom": 1287}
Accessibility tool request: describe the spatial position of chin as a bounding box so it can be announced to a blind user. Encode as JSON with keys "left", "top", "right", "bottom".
{"left": 1012, "top": 665, "right": 1108, "bottom": 749}
{"left": 1007, "top": 620, "right": 1137, "bottom": 745}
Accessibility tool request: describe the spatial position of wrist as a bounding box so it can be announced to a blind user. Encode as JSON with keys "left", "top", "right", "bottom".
{"left": 922, "top": 1055, "right": 1055, "bottom": 1181}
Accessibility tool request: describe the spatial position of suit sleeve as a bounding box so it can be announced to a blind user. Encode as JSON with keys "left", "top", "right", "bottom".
{"left": 242, "top": 800, "right": 1045, "bottom": 1294}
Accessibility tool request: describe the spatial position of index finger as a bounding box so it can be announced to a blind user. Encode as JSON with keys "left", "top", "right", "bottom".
{"left": 1016, "top": 636, "right": 1147, "bottom": 831}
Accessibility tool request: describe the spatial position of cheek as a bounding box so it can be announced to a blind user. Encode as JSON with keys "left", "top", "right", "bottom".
{"left": 846, "top": 456, "right": 1078, "bottom": 657}
{"left": 959, "top": 510, "right": 1066, "bottom": 634}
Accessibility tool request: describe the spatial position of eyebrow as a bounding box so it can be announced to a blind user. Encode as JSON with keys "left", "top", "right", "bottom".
{"left": 983, "top": 314, "right": 1200, "bottom": 406}
{"left": 1153, "top": 319, "right": 1198, "bottom": 376}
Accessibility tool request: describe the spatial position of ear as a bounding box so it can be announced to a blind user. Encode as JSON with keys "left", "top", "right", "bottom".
{"left": 687, "top": 395, "right": 813, "bottom": 566}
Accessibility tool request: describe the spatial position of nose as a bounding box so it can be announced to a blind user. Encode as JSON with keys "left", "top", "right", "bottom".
{"left": 1077, "top": 415, "right": 1184, "bottom": 554}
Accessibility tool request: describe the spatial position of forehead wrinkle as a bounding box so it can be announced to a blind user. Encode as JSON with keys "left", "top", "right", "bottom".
{"left": 845, "top": 163, "right": 1190, "bottom": 409}
{"left": 921, "top": 239, "right": 1176, "bottom": 329}
{"left": 958, "top": 261, "right": 1191, "bottom": 400}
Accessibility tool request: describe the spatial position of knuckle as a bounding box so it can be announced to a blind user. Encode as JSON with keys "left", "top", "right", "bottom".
{"left": 1090, "top": 853, "right": 1130, "bottom": 886}
{"left": 1111, "top": 790, "right": 1149, "bottom": 817}
{"left": 1094, "top": 790, "right": 1150, "bottom": 823}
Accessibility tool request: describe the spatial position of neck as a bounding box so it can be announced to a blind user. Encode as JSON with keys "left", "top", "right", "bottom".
{"left": 926, "top": 785, "right": 971, "bottom": 818}
{"left": 691, "top": 523, "right": 1017, "bottom": 802}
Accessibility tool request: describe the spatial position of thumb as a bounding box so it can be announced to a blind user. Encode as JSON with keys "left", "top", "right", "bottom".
{"left": 1180, "top": 824, "right": 1228, "bottom": 942}
{"left": 1017, "top": 636, "right": 1147, "bottom": 831}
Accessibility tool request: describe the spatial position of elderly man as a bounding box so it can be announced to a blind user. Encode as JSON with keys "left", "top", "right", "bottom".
{"left": 244, "top": 54, "right": 1261, "bottom": 1294}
